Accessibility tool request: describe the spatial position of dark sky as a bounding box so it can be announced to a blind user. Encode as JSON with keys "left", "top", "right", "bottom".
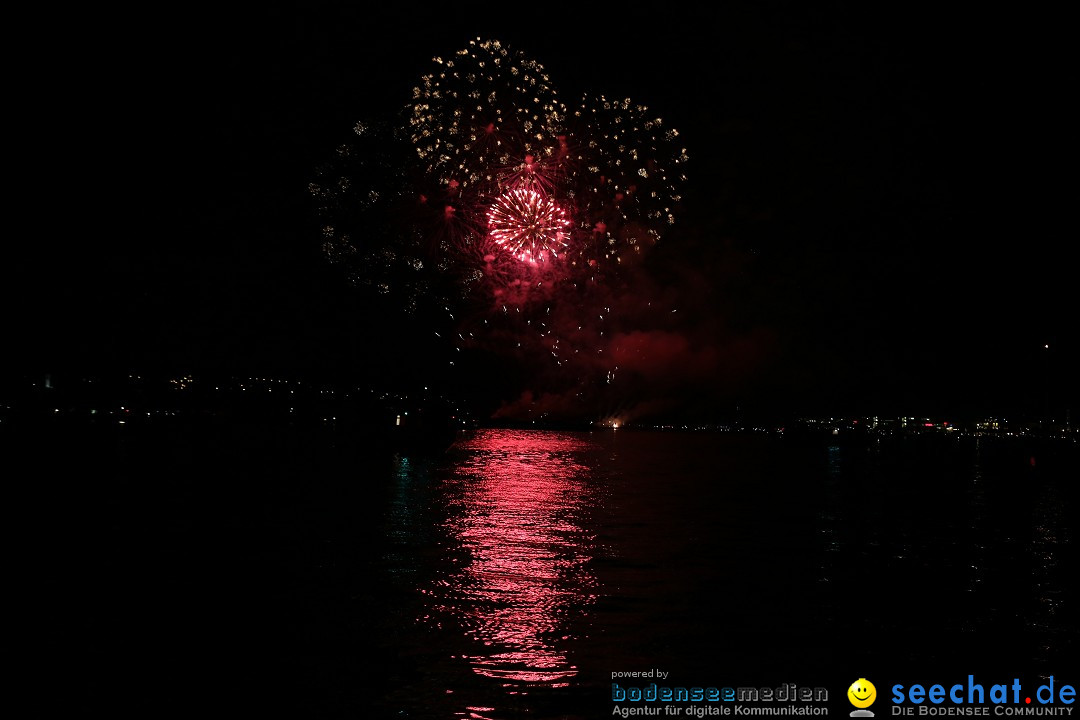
{"left": 16, "top": 3, "right": 1075, "bottom": 422}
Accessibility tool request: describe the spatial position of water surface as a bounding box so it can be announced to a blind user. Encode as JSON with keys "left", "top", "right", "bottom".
{"left": 21, "top": 422, "right": 1078, "bottom": 717}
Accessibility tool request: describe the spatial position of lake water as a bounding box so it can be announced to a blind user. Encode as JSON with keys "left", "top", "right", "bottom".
{"left": 18, "top": 421, "right": 1078, "bottom": 717}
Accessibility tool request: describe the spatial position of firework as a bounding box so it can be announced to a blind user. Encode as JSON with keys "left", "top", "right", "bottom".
{"left": 486, "top": 187, "right": 570, "bottom": 263}
{"left": 563, "top": 94, "right": 690, "bottom": 267}
{"left": 311, "top": 37, "right": 689, "bottom": 383}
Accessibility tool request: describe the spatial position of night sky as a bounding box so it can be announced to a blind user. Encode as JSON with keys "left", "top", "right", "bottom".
{"left": 17, "top": 4, "right": 1075, "bottom": 423}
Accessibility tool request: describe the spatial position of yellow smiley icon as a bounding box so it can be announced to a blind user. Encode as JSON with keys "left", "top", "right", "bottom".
{"left": 848, "top": 679, "right": 877, "bottom": 709}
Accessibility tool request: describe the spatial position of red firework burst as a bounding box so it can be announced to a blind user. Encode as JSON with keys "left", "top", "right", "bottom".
{"left": 486, "top": 187, "right": 571, "bottom": 263}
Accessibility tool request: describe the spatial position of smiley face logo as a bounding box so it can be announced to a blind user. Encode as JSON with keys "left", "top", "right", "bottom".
{"left": 848, "top": 679, "right": 877, "bottom": 709}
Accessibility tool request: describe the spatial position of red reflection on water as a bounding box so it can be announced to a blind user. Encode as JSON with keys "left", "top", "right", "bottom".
{"left": 436, "top": 429, "right": 598, "bottom": 685}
